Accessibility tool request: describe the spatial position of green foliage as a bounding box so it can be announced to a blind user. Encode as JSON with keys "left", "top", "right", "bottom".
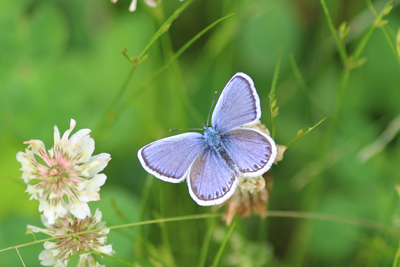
{"left": 1, "top": 0, "right": 400, "bottom": 266}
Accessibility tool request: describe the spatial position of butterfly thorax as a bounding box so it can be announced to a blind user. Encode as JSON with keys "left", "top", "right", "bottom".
{"left": 203, "top": 125, "right": 224, "bottom": 151}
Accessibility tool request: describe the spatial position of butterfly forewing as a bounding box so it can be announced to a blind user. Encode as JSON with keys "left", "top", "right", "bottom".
{"left": 223, "top": 128, "right": 277, "bottom": 177}
{"left": 188, "top": 147, "right": 237, "bottom": 206}
{"left": 138, "top": 133, "right": 206, "bottom": 183}
{"left": 211, "top": 73, "right": 261, "bottom": 133}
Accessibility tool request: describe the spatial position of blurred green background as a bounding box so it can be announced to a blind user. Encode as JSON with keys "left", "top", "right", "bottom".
{"left": 1, "top": 0, "right": 400, "bottom": 266}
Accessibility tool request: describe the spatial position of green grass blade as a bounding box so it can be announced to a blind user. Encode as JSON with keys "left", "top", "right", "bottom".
{"left": 197, "top": 219, "right": 216, "bottom": 267}
{"left": 320, "top": 0, "right": 348, "bottom": 65}
{"left": 212, "top": 220, "right": 236, "bottom": 267}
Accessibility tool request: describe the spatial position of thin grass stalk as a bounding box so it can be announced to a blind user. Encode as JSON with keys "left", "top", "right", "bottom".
{"left": 197, "top": 219, "right": 216, "bottom": 267}
{"left": 269, "top": 46, "right": 282, "bottom": 139}
{"left": 320, "top": 0, "right": 348, "bottom": 65}
{"left": 212, "top": 219, "right": 236, "bottom": 267}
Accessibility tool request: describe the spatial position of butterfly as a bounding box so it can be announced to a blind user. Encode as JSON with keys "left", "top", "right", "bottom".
{"left": 137, "top": 72, "right": 277, "bottom": 206}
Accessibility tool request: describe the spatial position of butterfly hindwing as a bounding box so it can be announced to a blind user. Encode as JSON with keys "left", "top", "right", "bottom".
{"left": 211, "top": 72, "right": 261, "bottom": 133}
{"left": 187, "top": 146, "right": 238, "bottom": 206}
{"left": 138, "top": 133, "right": 206, "bottom": 183}
{"left": 223, "top": 128, "right": 277, "bottom": 177}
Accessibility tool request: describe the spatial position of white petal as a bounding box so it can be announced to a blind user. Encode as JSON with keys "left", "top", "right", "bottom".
{"left": 69, "top": 201, "right": 91, "bottom": 219}
{"left": 96, "top": 236, "right": 106, "bottom": 244}
{"left": 52, "top": 247, "right": 62, "bottom": 257}
{"left": 111, "top": 0, "right": 117, "bottom": 3}
{"left": 41, "top": 214, "right": 53, "bottom": 228}
{"left": 93, "top": 208, "right": 103, "bottom": 222}
{"left": 61, "top": 119, "right": 77, "bottom": 147}
{"left": 129, "top": 0, "right": 137, "bottom": 11}
{"left": 53, "top": 126, "right": 61, "bottom": 147}
{"left": 16, "top": 151, "right": 38, "bottom": 182}
{"left": 87, "top": 174, "right": 107, "bottom": 193}
{"left": 99, "top": 228, "right": 110, "bottom": 235}
{"left": 76, "top": 189, "right": 100, "bottom": 202}
{"left": 76, "top": 136, "right": 95, "bottom": 164}
{"left": 44, "top": 241, "right": 58, "bottom": 250}
{"left": 145, "top": 0, "right": 158, "bottom": 7}
{"left": 95, "top": 244, "right": 113, "bottom": 255}
{"left": 54, "top": 201, "right": 68, "bottom": 219}
{"left": 23, "top": 140, "right": 50, "bottom": 162}
{"left": 39, "top": 249, "right": 57, "bottom": 266}
{"left": 55, "top": 260, "right": 68, "bottom": 267}
{"left": 40, "top": 201, "right": 56, "bottom": 225}
{"left": 26, "top": 184, "right": 43, "bottom": 199}
{"left": 26, "top": 225, "right": 43, "bottom": 233}
{"left": 81, "top": 154, "right": 111, "bottom": 178}
{"left": 69, "top": 129, "right": 91, "bottom": 150}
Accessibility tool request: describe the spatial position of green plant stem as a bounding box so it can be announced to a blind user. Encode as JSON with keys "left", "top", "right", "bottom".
{"left": 95, "top": 0, "right": 195, "bottom": 139}
{"left": 269, "top": 46, "right": 282, "bottom": 139}
{"left": 153, "top": 210, "right": 177, "bottom": 267}
{"left": 15, "top": 248, "right": 26, "bottom": 267}
{"left": 267, "top": 211, "right": 398, "bottom": 235}
{"left": 365, "top": 0, "right": 400, "bottom": 66}
{"left": 2, "top": 211, "right": 398, "bottom": 254}
{"left": 286, "top": 117, "right": 326, "bottom": 148}
{"left": 212, "top": 219, "right": 236, "bottom": 267}
{"left": 353, "top": 0, "right": 391, "bottom": 61}
{"left": 197, "top": 219, "right": 216, "bottom": 267}
{"left": 320, "top": 0, "right": 348, "bottom": 65}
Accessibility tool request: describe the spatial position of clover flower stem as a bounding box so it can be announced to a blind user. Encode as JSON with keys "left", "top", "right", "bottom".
{"left": 15, "top": 247, "right": 26, "bottom": 267}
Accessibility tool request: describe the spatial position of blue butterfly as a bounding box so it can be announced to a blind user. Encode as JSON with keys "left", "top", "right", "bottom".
{"left": 138, "top": 73, "right": 277, "bottom": 206}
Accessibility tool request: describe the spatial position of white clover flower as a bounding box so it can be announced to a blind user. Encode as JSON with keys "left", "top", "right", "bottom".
{"left": 111, "top": 0, "right": 182, "bottom": 12}
{"left": 27, "top": 209, "right": 113, "bottom": 267}
{"left": 16, "top": 119, "right": 111, "bottom": 224}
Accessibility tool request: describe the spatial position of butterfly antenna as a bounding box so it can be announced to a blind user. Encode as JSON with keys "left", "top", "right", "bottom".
{"left": 206, "top": 91, "right": 218, "bottom": 127}
{"left": 169, "top": 128, "right": 203, "bottom": 132}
